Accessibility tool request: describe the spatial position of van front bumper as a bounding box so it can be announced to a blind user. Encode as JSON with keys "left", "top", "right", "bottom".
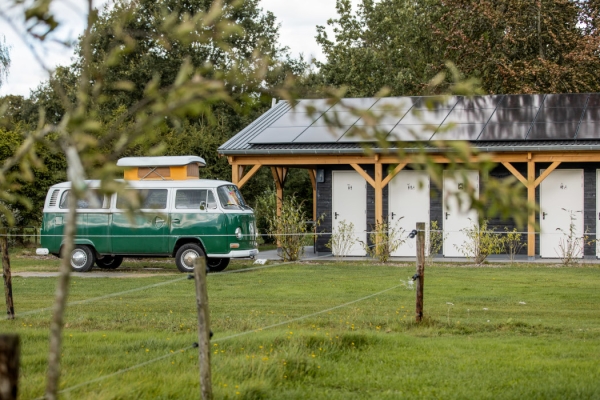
{"left": 207, "top": 249, "right": 259, "bottom": 259}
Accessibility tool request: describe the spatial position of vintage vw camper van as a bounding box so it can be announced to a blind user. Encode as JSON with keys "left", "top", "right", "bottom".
{"left": 36, "top": 156, "right": 258, "bottom": 273}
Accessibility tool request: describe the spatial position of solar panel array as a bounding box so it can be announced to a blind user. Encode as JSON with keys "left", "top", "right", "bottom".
{"left": 247, "top": 94, "right": 600, "bottom": 144}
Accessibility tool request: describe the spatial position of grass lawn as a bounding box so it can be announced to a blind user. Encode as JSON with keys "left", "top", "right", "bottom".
{"left": 3, "top": 258, "right": 600, "bottom": 399}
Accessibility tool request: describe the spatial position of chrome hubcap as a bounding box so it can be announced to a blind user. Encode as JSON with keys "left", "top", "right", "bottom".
{"left": 182, "top": 250, "right": 198, "bottom": 269}
{"left": 71, "top": 249, "right": 87, "bottom": 268}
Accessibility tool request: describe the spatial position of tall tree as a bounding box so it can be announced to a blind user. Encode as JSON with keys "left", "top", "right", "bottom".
{"left": 316, "top": 0, "right": 442, "bottom": 96}
{"left": 434, "top": 0, "right": 600, "bottom": 94}
{"left": 317, "top": 0, "right": 600, "bottom": 95}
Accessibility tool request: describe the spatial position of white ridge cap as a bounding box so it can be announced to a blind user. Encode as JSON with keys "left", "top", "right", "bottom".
{"left": 117, "top": 156, "right": 206, "bottom": 167}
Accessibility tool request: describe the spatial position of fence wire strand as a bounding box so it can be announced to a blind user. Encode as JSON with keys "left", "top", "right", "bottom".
{"left": 44, "top": 282, "right": 403, "bottom": 398}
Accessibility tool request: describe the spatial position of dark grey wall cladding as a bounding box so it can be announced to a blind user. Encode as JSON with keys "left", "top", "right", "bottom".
{"left": 315, "top": 162, "right": 600, "bottom": 256}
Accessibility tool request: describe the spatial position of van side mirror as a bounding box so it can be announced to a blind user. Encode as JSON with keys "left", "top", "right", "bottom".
{"left": 199, "top": 201, "right": 206, "bottom": 211}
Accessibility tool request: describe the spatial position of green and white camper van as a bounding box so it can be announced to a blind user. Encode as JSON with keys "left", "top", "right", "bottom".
{"left": 36, "top": 156, "right": 258, "bottom": 273}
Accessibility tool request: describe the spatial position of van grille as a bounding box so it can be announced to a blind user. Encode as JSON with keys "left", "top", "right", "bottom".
{"left": 48, "top": 189, "right": 60, "bottom": 207}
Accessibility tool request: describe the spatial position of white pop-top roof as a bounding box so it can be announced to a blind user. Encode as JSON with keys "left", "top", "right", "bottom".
{"left": 116, "top": 156, "right": 206, "bottom": 167}
{"left": 48, "top": 179, "right": 232, "bottom": 190}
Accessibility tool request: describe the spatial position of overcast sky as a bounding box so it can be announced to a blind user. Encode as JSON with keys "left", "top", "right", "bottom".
{"left": 0, "top": 0, "right": 361, "bottom": 97}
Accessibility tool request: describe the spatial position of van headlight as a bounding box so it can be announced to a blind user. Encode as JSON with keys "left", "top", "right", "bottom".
{"left": 235, "top": 227, "right": 243, "bottom": 240}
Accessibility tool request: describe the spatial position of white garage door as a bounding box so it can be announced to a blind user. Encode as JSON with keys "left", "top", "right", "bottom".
{"left": 443, "top": 170, "right": 479, "bottom": 257}
{"left": 332, "top": 171, "right": 367, "bottom": 256}
{"left": 540, "top": 169, "right": 583, "bottom": 258}
{"left": 388, "top": 170, "right": 430, "bottom": 257}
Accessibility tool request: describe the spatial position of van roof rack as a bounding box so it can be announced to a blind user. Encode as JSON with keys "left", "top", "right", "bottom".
{"left": 117, "top": 156, "right": 206, "bottom": 181}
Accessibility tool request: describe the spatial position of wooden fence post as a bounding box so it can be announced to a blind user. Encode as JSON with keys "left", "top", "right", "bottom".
{"left": 1, "top": 228, "right": 15, "bottom": 319}
{"left": 193, "top": 257, "right": 212, "bottom": 400}
{"left": 0, "top": 334, "right": 20, "bottom": 400}
{"left": 415, "top": 222, "right": 425, "bottom": 323}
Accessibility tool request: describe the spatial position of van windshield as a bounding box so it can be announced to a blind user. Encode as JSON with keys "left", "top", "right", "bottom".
{"left": 217, "top": 185, "right": 249, "bottom": 210}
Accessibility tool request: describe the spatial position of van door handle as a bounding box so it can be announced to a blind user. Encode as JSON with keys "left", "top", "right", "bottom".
{"left": 542, "top": 212, "right": 547, "bottom": 220}
{"left": 334, "top": 212, "right": 339, "bottom": 220}
{"left": 154, "top": 217, "right": 165, "bottom": 228}
{"left": 172, "top": 218, "right": 180, "bottom": 224}
{"left": 445, "top": 212, "right": 450, "bottom": 220}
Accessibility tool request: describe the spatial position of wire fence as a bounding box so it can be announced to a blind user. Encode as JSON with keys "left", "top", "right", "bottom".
{"left": 3, "top": 223, "right": 596, "bottom": 398}
{"left": 6, "top": 249, "right": 410, "bottom": 398}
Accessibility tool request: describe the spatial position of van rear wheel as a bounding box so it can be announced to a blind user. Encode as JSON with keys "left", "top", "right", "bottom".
{"left": 69, "top": 245, "right": 95, "bottom": 272}
{"left": 96, "top": 255, "right": 123, "bottom": 269}
{"left": 175, "top": 243, "right": 206, "bottom": 273}
{"left": 207, "top": 258, "right": 230, "bottom": 272}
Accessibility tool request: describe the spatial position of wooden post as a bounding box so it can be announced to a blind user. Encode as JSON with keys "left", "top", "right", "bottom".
{"left": 1, "top": 229, "right": 14, "bottom": 319}
{"left": 527, "top": 158, "right": 536, "bottom": 259}
{"left": 415, "top": 222, "right": 425, "bottom": 323}
{"left": 193, "top": 257, "right": 212, "bottom": 400}
{"left": 0, "top": 334, "right": 20, "bottom": 400}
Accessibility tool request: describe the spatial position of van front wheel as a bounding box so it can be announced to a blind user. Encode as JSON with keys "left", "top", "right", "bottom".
{"left": 175, "top": 243, "right": 206, "bottom": 273}
{"left": 207, "top": 258, "right": 230, "bottom": 272}
{"left": 70, "top": 245, "right": 95, "bottom": 272}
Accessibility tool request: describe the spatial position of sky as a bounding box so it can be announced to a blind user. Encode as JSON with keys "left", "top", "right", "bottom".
{"left": 0, "top": 0, "right": 361, "bottom": 98}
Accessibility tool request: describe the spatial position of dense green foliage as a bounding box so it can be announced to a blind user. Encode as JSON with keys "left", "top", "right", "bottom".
{"left": 0, "top": 0, "right": 312, "bottom": 225}
{"left": 317, "top": 0, "right": 600, "bottom": 95}
{"left": 7, "top": 258, "right": 600, "bottom": 398}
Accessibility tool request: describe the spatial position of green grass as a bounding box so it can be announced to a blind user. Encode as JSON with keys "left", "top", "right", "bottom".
{"left": 3, "top": 260, "right": 600, "bottom": 399}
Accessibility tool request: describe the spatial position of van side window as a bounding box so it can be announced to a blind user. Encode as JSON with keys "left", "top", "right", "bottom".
{"left": 59, "top": 190, "right": 107, "bottom": 209}
{"left": 116, "top": 189, "right": 168, "bottom": 210}
{"left": 175, "top": 190, "right": 206, "bottom": 209}
{"left": 175, "top": 190, "right": 218, "bottom": 210}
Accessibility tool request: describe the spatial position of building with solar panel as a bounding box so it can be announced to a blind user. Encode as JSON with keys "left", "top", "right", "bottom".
{"left": 219, "top": 94, "right": 600, "bottom": 260}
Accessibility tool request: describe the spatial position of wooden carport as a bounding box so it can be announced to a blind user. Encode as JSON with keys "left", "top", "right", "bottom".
{"left": 227, "top": 150, "right": 600, "bottom": 258}
{"left": 219, "top": 94, "right": 600, "bottom": 258}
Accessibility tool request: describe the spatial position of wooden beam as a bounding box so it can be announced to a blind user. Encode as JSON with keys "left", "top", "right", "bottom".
{"left": 381, "top": 163, "right": 407, "bottom": 188}
{"left": 375, "top": 162, "right": 383, "bottom": 224}
{"left": 226, "top": 150, "right": 600, "bottom": 168}
{"left": 527, "top": 160, "right": 535, "bottom": 258}
{"left": 501, "top": 162, "right": 527, "bottom": 186}
{"left": 534, "top": 161, "right": 561, "bottom": 188}
{"left": 350, "top": 164, "right": 376, "bottom": 188}
{"left": 237, "top": 164, "right": 262, "bottom": 189}
{"left": 231, "top": 164, "right": 241, "bottom": 185}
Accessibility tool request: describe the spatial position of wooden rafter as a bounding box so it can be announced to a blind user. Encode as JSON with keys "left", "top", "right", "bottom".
{"left": 501, "top": 162, "right": 527, "bottom": 186}
{"left": 350, "top": 164, "right": 375, "bottom": 187}
{"left": 237, "top": 164, "right": 262, "bottom": 189}
{"left": 534, "top": 161, "right": 561, "bottom": 188}
{"left": 381, "top": 163, "right": 407, "bottom": 188}
{"left": 271, "top": 166, "right": 288, "bottom": 189}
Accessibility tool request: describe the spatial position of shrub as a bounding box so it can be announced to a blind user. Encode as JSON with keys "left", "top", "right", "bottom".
{"left": 426, "top": 220, "right": 444, "bottom": 265}
{"left": 326, "top": 219, "right": 357, "bottom": 261}
{"left": 556, "top": 208, "right": 584, "bottom": 266}
{"left": 362, "top": 220, "right": 406, "bottom": 263}
{"left": 265, "top": 194, "right": 311, "bottom": 261}
{"left": 456, "top": 219, "right": 503, "bottom": 265}
{"left": 502, "top": 227, "right": 525, "bottom": 263}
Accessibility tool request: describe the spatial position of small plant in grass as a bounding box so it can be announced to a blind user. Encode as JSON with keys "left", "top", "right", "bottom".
{"left": 362, "top": 220, "right": 406, "bottom": 263}
{"left": 456, "top": 219, "right": 503, "bottom": 265}
{"left": 265, "top": 194, "right": 311, "bottom": 262}
{"left": 326, "top": 219, "right": 356, "bottom": 260}
{"left": 555, "top": 208, "right": 585, "bottom": 266}
{"left": 502, "top": 227, "right": 525, "bottom": 263}
{"left": 426, "top": 220, "right": 444, "bottom": 265}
